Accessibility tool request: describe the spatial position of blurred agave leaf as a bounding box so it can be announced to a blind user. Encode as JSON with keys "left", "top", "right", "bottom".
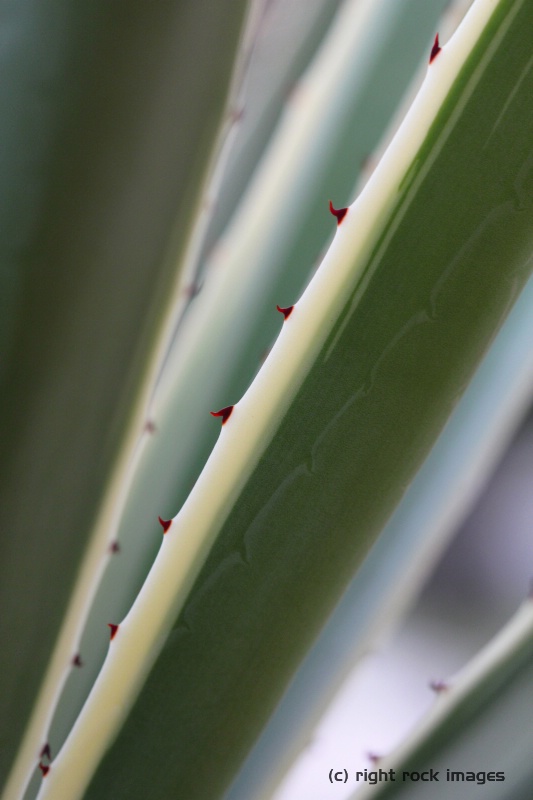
{"left": 200, "top": 0, "right": 344, "bottom": 255}
{"left": 0, "top": 0, "right": 249, "bottom": 789}
{"left": 351, "top": 601, "right": 533, "bottom": 800}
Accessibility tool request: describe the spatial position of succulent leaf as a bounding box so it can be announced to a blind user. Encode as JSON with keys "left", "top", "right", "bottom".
{"left": 30, "top": 1, "right": 533, "bottom": 798}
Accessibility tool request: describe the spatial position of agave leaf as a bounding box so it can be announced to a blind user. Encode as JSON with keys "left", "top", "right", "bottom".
{"left": 32, "top": 0, "right": 533, "bottom": 797}
{"left": 22, "top": 0, "right": 410, "bottom": 768}
{"left": 80, "top": 0, "right": 450, "bottom": 703}
{"left": 0, "top": 0, "right": 250, "bottom": 796}
{"left": 201, "top": 0, "right": 344, "bottom": 254}
{"left": 32, "top": 0, "right": 452, "bottom": 774}
{"left": 350, "top": 601, "right": 533, "bottom": 800}
{"left": 226, "top": 272, "right": 533, "bottom": 800}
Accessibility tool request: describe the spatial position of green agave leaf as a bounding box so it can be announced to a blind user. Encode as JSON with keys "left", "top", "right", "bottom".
{"left": 35, "top": 0, "right": 533, "bottom": 797}
{"left": 36, "top": 0, "right": 451, "bottom": 771}
{"left": 226, "top": 272, "right": 533, "bottom": 800}
{"left": 0, "top": 0, "right": 250, "bottom": 795}
{"left": 350, "top": 602, "right": 533, "bottom": 800}
{"left": 29, "top": 0, "right": 402, "bottom": 766}
{"left": 5, "top": 4, "right": 382, "bottom": 795}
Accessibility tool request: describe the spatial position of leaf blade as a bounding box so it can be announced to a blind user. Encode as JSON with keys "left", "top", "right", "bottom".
{"left": 39, "top": 1, "right": 533, "bottom": 797}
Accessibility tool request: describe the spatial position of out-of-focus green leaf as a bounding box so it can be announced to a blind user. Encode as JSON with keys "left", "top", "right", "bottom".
{"left": 351, "top": 603, "right": 533, "bottom": 800}
{"left": 0, "top": 0, "right": 249, "bottom": 787}
{"left": 201, "top": 0, "right": 344, "bottom": 255}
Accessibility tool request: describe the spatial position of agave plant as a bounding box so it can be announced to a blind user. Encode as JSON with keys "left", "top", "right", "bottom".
{"left": 2, "top": 0, "right": 533, "bottom": 798}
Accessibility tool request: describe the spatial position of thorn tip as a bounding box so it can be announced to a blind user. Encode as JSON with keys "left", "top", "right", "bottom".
{"left": 429, "top": 33, "right": 441, "bottom": 63}
{"left": 72, "top": 653, "right": 83, "bottom": 668}
{"left": 39, "top": 763, "right": 50, "bottom": 777}
{"left": 210, "top": 405, "right": 234, "bottom": 425}
{"left": 40, "top": 743, "right": 51, "bottom": 760}
{"left": 108, "top": 623, "right": 119, "bottom": 640}
{"left": 329, "top": 200, "right": 348, "bottom": 225}
{"left": 184, "top": 281, "right": 202, "bottom": 300}
{"left": 276, "top": 304, "right": 294, "bottom": 320}
{"left": 158, "top": 516, "right": 172, "bottom": 534}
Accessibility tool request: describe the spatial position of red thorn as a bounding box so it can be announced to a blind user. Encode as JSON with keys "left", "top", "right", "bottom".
{"left": 184, "top": 281, "right": 202, "bottom": 299}
{"left": 367, "top": 752, "right": 382, "bottom": 765}
{"left": 276, "top": 304, "right": 294, "bottom": 320}
{"left": 40, "top": 743, "right": 51, "bottom": 760}
{"left": 144, "top": 419, "right": 157, "bottom": 434}
{"left": 210, "top": 405, "right": 234, "bottom": 425}
{"left": 108, "top": 623, "right": 119, "bottom": 641}
{"left": 429, "top": 33, "right": 441, "bottom": 63}
{"left": 430, "top": 679, "right": 448, "bottom": 693}
{"left": 229, "top": 105, "right": 244, "bottom": 124}
{"left": 39, "top": 763, "right": 50, "bottom": 777}
{"left": 158, "top": 516, "right": 172, "bottom": 534}
{"left": 329, "top": 200, "right": 348, "bottom": 225}
{"left": 72, "top": 653, "right": 83, "bottom": 668}
{"left": 109, "top": 540, "right": 120, "bottom": 554}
